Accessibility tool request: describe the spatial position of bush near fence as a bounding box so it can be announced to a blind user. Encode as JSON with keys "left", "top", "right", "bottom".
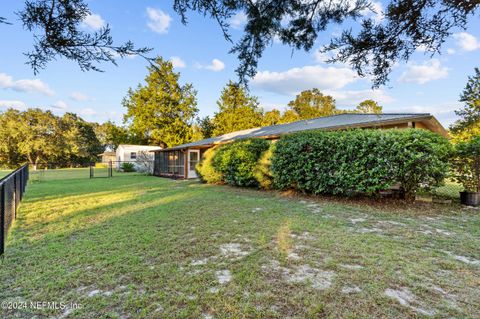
{"left": 197, "top": 129, "right": 452, "bottom": 199}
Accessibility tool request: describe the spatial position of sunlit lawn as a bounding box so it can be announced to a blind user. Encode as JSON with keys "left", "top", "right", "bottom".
{"left": 1, "top": 169, "right": 479, "bottom": 318}
{"left": 0, "top": 170, "right": 12, "bottom": 179}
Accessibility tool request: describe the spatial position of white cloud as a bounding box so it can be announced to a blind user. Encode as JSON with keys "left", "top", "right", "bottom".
{"left": 197, "top": 59, "right": 225, "bottom": 72}
{"left": 51, "top": 100, "right": 68, "bottom": 110}
{"left": 252, "top": 65, "right": 358, "bottom": 95}
{"left": 453, "top": 32, "right": 480, "bottom": 51}
{"left": 313, "top": 48, "right": 339, "bottom": 64}
{"left": 146, "top": 7, "right": 172, "bottom": 34}
{"left": 392, "top": 102, "right": 462, "bottom": 127}
{"left": 415, "top": 44, "right": 429, "bottom": 52}
{"left": 0, "top": 73, "right": 13, "bottom": 87}
{"left": 0, "top": 100, "right": 27, "bottom": 109}
{"left": 206, "top": 59, "right": 225, "bottom": 71}
{"left": 82, "top": 13, "right": 105, "bottom": 30}
{"left": 229, "top": 12, "right": 247, "bottom": 29}
{"left": 105, "top": 49, "right": 137, "bottom": 61}
{"left": 80, "top": 108, "right": 97, "bottom": 116}
{"left": 0, "top": 73, "right": 54, "bottom": 96}
{"left": 399, "top": 59, "right": 449, "bottom": 84}
{"left": 395, "top": 103, "right": 459, "bottom": 115}
{"left": 361, "top": 1, "right": 384, "bottom": 22}
{"left": 14, "top": 79, "right": 55, "bottom": 96}
{"left": 170, "top": 56, "right": 186, "bottom": 68}
{"left": 272, "top": 34, "right": 282, "bottom": 44}
{"left": 447, "top": 48, "right": 456, "bottom": 55}
{"left": 257, "top": 100, "right": 287, "bottom": 112}
{"left": 69, "top": 91, "right": 89, "bottom": 101}
{"left": 325, "top": 89, "right": 394, "bottom": 106}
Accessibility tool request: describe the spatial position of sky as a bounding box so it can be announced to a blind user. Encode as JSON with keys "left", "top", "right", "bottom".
{"left": 1, "top": 0, "right": 479, "bottom": 128}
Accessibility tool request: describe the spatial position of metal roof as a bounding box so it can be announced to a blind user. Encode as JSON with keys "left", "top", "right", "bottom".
{"left": 155, "top": 113, "right": 436, "bottom": 151}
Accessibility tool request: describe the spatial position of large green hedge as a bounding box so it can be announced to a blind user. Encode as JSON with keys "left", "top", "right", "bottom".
{"left": 271, "top": 129, "right": 452, "bottom": 198}
{"left": 196, "top": 129, "right": 452, "bottom": 199}
{"left": 253, "top": 143, "right": 275, "bottom": 189}
{"left": 212, "top": 138, "right": 270, "bottom": 187}
{"left": 196, "top": 146, "right": 223, "bottom": 184}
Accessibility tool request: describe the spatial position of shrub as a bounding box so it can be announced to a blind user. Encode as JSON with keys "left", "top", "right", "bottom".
{"left": 121, "top": 162, "right": 135, "bottom": 172}
{"left": 253, "top": 143, "right": 275, "bottom": 189}
{"left": 196, "top": 146, "right": 223, "bottom": 184}
{"left": 212, "top": 138, "right": 270, "bottom": 187}
{"left": 388, "top": 129, "right": 452, "bottom": 197}
{"left": 272, "top": 129, "right": 451, "bottom": 198}
{"left": 452, "top": 136, "right": 480, "bottom": 192}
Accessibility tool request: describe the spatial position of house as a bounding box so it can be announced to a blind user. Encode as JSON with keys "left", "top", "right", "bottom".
{"left": 116, "top": 144, "right": 161, "bottom": 172}
{"left": 98, "top": 151, "right": 116, "bottom": 163}
{"left": 151, "top": 113, "right": 448, "bottom": 179}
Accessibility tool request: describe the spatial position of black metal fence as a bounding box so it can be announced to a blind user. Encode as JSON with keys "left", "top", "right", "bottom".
{"left": 0, "top": 164, "right": 29, "bottom": 255}
{"left": 24, "top": 161, "right": 154, "bottom": 182}
{"left": 94, "top": 161, "right": 154, "bottom": 177}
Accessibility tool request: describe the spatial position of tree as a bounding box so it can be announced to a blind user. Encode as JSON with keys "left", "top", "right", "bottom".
{"left": 0, "top": 109, "right": 25, "bottom": 167}
{"left": 123, "top": 57, "right": 198, "bottom": 147}
{"left": 94, "top": 121, "right": 132, "bottom": 151}
{"left": 212, "top": 81, "right": 263, "bottom": 136}
{"left": 13, "top": 0, "right": 151, "bottom": 74}
{"left": 197, "top": 116, "right": 215, "bottom": 139}
{"left": 287, "top": 89, "right": 337, "bottom": 120}
{"left": 59, "top": 113, "right": 103, "bottom": 164}
{"left": 4, "top": 1, "right": 478, "bottom": 86}
{"left": 0, "top": 108, "right": 120, "bottom": 168}
{"left": 189, "top": 124, "right": 205, "bottom": 142}
{"left": 450, "top": 68, "right": 480, "bottom": 142}
{"left": 262, "top": 109, "right": 281, "bottom": 126}
{"left": 356, "top": 99, "right": 383, "bottom": 114}
{"left": 136, "top": 151, "right": 154, "bottom": 174}
{"left": 15, "top": 109, "right": 61, "bottom": 170}
{"left": 279, "top": 110, "right": 300, "bottom": 124}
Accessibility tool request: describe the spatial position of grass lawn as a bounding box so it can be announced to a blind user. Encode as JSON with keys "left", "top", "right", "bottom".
{"left": 1, "top": 170, "right": 479, "bottom": 318}
{"left": 0, "top": 170, "right": 12, "bottom": 179}
{"left": 432, "top": 180, "right": 464, "bottom": 199}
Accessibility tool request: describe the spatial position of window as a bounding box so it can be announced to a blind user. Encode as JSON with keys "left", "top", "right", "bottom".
{"left": 130, "top": 152, "right": 137, "bottom": 159}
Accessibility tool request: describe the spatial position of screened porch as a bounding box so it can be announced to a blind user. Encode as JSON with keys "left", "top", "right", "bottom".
{"left": 153, "top": 150, "right": 185, "bottom": 178}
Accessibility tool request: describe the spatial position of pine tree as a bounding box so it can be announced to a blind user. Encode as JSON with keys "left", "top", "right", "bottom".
{"left": 122, "top": 57, "right": 198, "bottom": 147}
{"left": 451, "top": 68, "right": 480, "bottom": 142}
{"left": 212, "top": 81, "right": 263, "bottom": 136}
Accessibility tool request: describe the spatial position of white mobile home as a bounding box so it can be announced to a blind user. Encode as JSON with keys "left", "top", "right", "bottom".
{"left": 116, "top": 144, "right": 161, "bottom": 173}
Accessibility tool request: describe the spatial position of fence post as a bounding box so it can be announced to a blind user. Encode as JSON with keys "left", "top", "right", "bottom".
{"left": 109, "top": 161, "right": 113, "bottom": 178}
{"left": 0, "top": 183, "right": 5, "bottom": 255}
{"left": 90, "top": 163, "right": 93, "bottom": 179}
{"left": 13, "top": 175, "right": 16, "bottom": 219}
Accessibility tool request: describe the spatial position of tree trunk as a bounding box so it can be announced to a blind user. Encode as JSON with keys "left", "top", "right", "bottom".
{"left": 34, "top": 157, "right": 40, "bottom": 171}
{"left": 27, "top": 154, "right": 36, "bottom": 171}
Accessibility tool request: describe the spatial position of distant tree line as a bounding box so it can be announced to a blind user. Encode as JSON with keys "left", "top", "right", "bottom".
{"left": 1, "top": 57, "right": 477, "bottom": 169}
{"left": 0, "top": 109, "right": 102, "bottom": 169}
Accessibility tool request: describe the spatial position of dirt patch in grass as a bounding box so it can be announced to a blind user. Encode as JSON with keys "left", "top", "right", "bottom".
{"left": 385, "top": 287, "right": 436, "bottom": 317}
